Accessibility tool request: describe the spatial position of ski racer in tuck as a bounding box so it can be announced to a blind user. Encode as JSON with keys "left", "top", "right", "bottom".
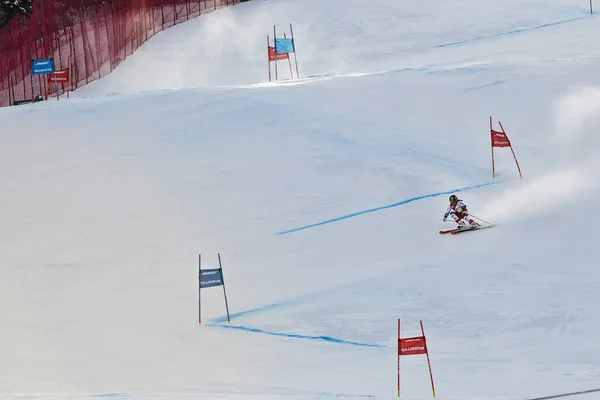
{"left": 443, "top": 195, "right": 479, "bottom": 227}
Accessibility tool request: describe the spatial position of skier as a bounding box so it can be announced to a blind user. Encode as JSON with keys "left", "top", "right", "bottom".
{"left": 443, "top": 195, "right": 479, "bottom": 227}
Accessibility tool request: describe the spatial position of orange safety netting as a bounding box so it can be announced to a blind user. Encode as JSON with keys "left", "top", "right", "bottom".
{"left": 0, "top": 0, "right": 244, "bottom": 106}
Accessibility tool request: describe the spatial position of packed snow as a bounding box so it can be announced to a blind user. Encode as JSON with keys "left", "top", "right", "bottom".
{"left": 1, "top": 1, "right": 600, "bottom": 399}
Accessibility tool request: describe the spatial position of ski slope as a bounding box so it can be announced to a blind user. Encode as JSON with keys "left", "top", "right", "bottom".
{"left": 1, "top": 1, "right": 600, "bottom": 399}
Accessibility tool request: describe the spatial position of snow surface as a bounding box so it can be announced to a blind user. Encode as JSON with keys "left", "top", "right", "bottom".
{"left": 1, "top": 1, "right": 600, "bottom": 399}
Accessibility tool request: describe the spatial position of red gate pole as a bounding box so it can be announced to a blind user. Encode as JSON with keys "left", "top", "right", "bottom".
{"left": 420, "top": 321, "right": 436, "bottom": 398}
{"left": 397, "top": 319, "right": 401, "bottom": 397}
{"left": 499, "top": 121, "right": 523, "bottom": 179}
{"left": 490, "top": 116, "right": 496, "bottom": 178}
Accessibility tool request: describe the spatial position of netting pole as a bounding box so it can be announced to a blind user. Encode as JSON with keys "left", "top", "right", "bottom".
{"left": 11, "top": 67, "right": 16, "bottom": 104}
{"left": 68, "top": 26, "right": 76, "bottom": 89}
{"left": 68, "top": 54, "right": 72, "bottom": 97}
{"left": 130, "top": 4, "right": 135, "bottom": 56}
{"left": 141, "top": 0, "right": 147, "bottom": 44}
{"left": 50, "top": 47, "right": 59, "bottom": 100}
{"left": 141, "top": 0, "right": 147, "bottom": 42}
{"left": 80, "top": 19, "right": 89, "bottom": 84}
{"left": 37, "top": 41, "right": 46, "bottom": 100}
{"left": 59, "top": 6, "right": 70, "bottom": 82}
{"left": 55, "top": 29, "right": 63, "bottom": 79}
{"left": 123, "top": 2, "right": 129, "bottom": 57}
{"left": 6, "top": 23, "right": 15, "bottom": 104}
{"left": 118, "top": 1, "right": 124, "bottom": 62}
{"left": 95, "top": 15, "right": 102, "bottom": 79}
{"left": 21, "top": 42, "right": 28, "bottom": 101}
{"left": 29, "top": 47, "right": 34, "bottom": 100}
{"left": 8, "top": 72, "right": 13, "bottom": 106}
{"left": 103, "top": 7, "right": 112, "bottom": 72}
{"left": 151, "top": 4, "right": 156, "bottom": 36}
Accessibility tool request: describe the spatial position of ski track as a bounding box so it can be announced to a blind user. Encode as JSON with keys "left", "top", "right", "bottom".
{"left": 464, "top": 80, "right": 506, "bottom": 91}
{"left": 434, "top": 16, "right": 588, "bottom": 48}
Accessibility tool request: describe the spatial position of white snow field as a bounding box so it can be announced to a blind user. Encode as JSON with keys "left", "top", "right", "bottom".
{"left": 1, "top": 0, "right": 600, "bottom": 399}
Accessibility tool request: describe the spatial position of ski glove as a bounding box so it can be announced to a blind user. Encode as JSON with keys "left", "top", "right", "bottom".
{"left": 443, "top": 213, "right": 448, "bottom": 222}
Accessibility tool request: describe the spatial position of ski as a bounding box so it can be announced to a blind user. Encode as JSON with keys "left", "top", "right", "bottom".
{"left": 440, "top": 225, "right": 495, "bottom": 235}
{"left": 439, "top": 226, "right": 473, "bottom": 234}
{"left": 439, "top": 228, "right": 461, "bottom": 234}
{"left": 450, "top": 225, "right": 494, "bottom": 235}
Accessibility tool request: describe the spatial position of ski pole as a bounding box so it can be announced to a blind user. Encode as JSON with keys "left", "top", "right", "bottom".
{"left": 470, "top": 214, "right": 495, "bottom": 226}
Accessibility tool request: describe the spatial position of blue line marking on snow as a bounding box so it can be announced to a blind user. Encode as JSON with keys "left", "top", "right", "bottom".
{"left": 435, "top": 16, "right": 586, "bottom": 48}
{"left": 464, "top": 80, "right": 505, "bottom": 91}
{"left": 275, "top": 181, "right": 498, "bottom": 235}
{"left": 528, "top": 388, "right": 600, "bottom": 400}
{"left": 208, "top": 323, "right": 386, "bottom": 348}
{"left": 212, "top": 298, "right": 306, "bottom": 324}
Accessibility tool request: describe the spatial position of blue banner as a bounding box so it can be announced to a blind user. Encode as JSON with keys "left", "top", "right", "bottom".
{"left": 275, "top": 38, "right": 295, "bottom": 54}
{"left": 32, "top": 59, "right": 55, "bottom": 75}
{"left": 200, "top": 268, "right": 224, "bottom": 288}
